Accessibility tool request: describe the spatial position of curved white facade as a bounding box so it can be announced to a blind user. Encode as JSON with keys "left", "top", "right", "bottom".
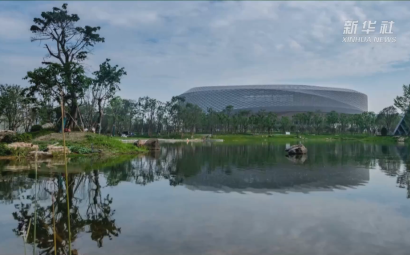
{"left": 180, "top": 85, "right": 368, "bottom": 114}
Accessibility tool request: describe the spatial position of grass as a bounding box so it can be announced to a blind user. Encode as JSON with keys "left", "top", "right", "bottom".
{"left": 200, "top": 133, "right": 399, "bottom": 144}
{"left": 33, "top": 132, "right": 146, "bottom": 155}
{"left": 114, "top": 132, "right": 400, "bottom": 144}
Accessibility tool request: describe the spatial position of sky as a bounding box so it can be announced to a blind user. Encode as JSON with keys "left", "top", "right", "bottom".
{"left": 1, "top": 1, "right": 410, "bottom": 113}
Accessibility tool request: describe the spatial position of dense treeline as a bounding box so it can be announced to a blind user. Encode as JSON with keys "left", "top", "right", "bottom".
{"left": 0, "top": 85, "right": 403, "bottom": 136}
{"left": 0, "top": 3, "right": 406, "bottom": 137}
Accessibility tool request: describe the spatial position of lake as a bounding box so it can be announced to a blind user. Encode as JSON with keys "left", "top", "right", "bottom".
{"left": 1, "top": 142, "right": 410, "bottom": 255}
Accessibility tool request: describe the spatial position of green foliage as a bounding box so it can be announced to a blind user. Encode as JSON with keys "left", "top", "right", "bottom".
{"left": 381, "top": 127, "right": 388, "bottom": 136}
{"left": 0, "top": 143, "right": 11, "bottom": 156}
{"left": 14, "top": 133, "right": 32, "bottom": 143}
{"left": 9, "top": 147, "right": 32, "bottom": 158}
{"left": 62, "top": 134, "right": 144, "bottom": 154}
{"left": 1, "top": 133, "right": 32, "bottom": 144}
{"left": 68, "top": 145, "right": 93, "bottom": 154}
{"left": 29, "top": 129, "right": 54, "bottom": 139}
{"left": 1, "top": 135, "right": 15, "bottom": 144}
{"left": 30, "top": 125, "right": 43, "bottom": 132}
{"left": 394, "top": 84, "right": 410, "bottom": 113}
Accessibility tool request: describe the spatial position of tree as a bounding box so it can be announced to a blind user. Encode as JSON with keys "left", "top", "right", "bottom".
{"left": 280, "top": 116, "right": 291, "bottom": 132}
{"left": 313, "top": 111, "right": 324, "bottom": 134}
{"left": 326, "top": 111, "right": 339, "bottom": 133}
{"left": 0, "top": 84, "right": 34, "bottom": 131}
{"left": 394, "top": 84, "right": 410, "bottom": 113}
{"left": 339, "top": 113, "right": 350, "bottom": 133}
{"left": 28, "top": 3, "right": 104, "bottom": 128}
{"left": 92, "top": 59, "right": 127, "bottom": 134}
{"left": 378, "top": 106, "right": 399, "bottom": 134}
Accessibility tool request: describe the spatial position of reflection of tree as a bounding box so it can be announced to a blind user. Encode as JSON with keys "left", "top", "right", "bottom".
{"left": 87, "top": 170, "right": 121, "bottom": 247}
{"left": 397, "top": 171, "right": 410, "bottom": 198}
{"left": 378, "top": 159, "right": 401, "bottom": 176}
{"left": 10, "top": 171, "right": 120, "bottom": 255}
{"left": 0, "top": 173, "right": 34, "bottom": 204}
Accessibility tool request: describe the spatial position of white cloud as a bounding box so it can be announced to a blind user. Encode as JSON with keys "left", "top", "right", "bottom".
{"left": 1, "top": 1, "right": 410, "bottom": 111}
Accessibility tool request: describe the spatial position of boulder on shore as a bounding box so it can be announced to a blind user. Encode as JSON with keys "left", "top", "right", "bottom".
{"left": 134, "top": 139, "right": 160, "bottom": 150}
{"left": 285, "top": 144, "right": 307, "bottom": 155}
{"left": 133, "top": 140, "right": 146, "bottom": 147}
{"left": 7, "top": 142, "right": 39, "bottom": 151}
{"left": 145, "top": 139, "right": 160, "bottom": 150}
{"left": 47, "top": 145, "right": 71, "bottom": 154}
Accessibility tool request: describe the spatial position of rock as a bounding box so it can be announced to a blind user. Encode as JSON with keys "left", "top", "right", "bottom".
{"left": 41, "top": 123, "right": 54, "bottom": 129}
{"left": 7, "top": 142, "right": 39, "bottom": 151}
{"left": 396, "top": 137, "right": 406, "bottom": 143}
{"left": 47, "top": 145, "right": 70, "bottom": 154}
{"left": 133, "top": 140, "right": 146, "bottom": 147}
{"left": 145, "top": 139, "right": 160, "bottom": 150}
{"left": 285, "top": 144, "right": 307, "bottom": 155}
{"left": 29, "top": 151, "right": 53, "bottom": 157}
{"left": 0, "top": 130, "right": 16, "bottom": 141}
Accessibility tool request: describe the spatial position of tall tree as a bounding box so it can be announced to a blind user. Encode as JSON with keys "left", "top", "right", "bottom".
{"left": 28, "top": 3, "right": 104, "bottom": 127}
{"left": 394, "top": 84, "right": 410, "bottom": 113}
{"left": 326, "top": 111, "right": 339, "bottom": 133}
{"left": 378, "top": 106, "right": 399, "bottom": 133}
{"left": 280, "top": 116, "right": 291, "bottom": 132}
{"left": 92, "top": 59, "right": 127, "bottom": 134}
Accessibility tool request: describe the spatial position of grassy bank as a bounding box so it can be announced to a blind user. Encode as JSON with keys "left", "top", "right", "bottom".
{"left": 210, "top": 134, "right": 399, "bottom": 143}
{"left": 120, "top": 133, "right": 400, "bottom": 144}
{"left": 0, "top": 132, "right": 146, "bottom": 158}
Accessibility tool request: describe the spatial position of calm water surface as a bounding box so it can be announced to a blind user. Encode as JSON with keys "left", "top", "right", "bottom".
{"left": 1, "top": 142, "right": 410, "bottom": 255}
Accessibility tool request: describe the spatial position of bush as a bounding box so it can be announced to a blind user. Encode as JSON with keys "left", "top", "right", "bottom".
{"left": 1, "top": 134, "right": 15, "bottom": 144}
{"left": 381, "top": 127, "right": 388, "bottom": 136}
{"left": 1, "top": 133, "right": 32, "bottom": 143}
{"left": 0, "top": 143, "right": 11, "bottom": 156}
{"left": 14, "top": 133, "right": 32, "bottom": 143}
{"left": 68, "top": 145, "right": 92, "bottom": 154}
{"left": 30, "top": 125, "right": 43, "bottom": 132}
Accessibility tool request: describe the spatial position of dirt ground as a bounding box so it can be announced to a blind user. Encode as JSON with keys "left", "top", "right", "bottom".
{"left": 34, "top": 132, "right": 92, "bottom": 142}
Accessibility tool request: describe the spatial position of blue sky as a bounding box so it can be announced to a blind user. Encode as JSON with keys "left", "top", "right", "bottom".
{"left": 1, "top": 1, "right": 410, "bottom": 112}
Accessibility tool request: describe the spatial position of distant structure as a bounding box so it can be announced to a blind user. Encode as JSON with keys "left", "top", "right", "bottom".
{"left": 393, "top": 115, "right": 409, "bottom": 135}
{"left": 180, "top": 85, "right": 368, "bottom": 115}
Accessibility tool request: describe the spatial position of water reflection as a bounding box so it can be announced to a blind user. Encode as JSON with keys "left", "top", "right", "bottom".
{"left": 5, "top": 169, "right": 120, "bottom": 255}
{"left": 1, "top": 143, "right": 410, "bottom": 254}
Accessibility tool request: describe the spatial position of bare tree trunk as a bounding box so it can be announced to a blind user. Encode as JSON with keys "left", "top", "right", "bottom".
{"left": 97, "top": 99, "right": 103, "bottom": 134}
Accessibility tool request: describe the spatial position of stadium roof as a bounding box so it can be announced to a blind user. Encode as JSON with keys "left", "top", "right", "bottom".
{"left": 183, "top": 84, "right": 364, "bottom": 95}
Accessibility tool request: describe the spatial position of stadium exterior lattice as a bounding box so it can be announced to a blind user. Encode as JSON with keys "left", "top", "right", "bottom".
{"left": 179, "top": 85, "right": 368, "bottom": 115}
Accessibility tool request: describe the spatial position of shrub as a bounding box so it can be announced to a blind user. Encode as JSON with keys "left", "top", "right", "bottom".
{"left": 1, "top": 133, "right": 32, "bottom": 143}
{"left": 9, "top": 147, "right": 32, "bottom": 158}
{"left": 381, "top": 127, "right": 388, "bottom": 136}
{"left": 1, "top": 134, "right": 15, "bottom": 144}
{"left": 30, "top": 125, "right": 43, "bottom": 132}
{"left": 0, "top": 143, "right": 11, "bottom": 156}
{"left": 68, "top": 145, "right": 92, "bottom": 154}
{"left": 14, "top": 133, "right": 32, "bottom": 143}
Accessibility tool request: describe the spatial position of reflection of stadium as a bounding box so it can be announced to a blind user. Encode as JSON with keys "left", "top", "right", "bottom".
{"left": 180, "top": 85, "right": 368, "bottom": 114}
{"left": 184, "top": 164, "right": 370, "bottom": 194}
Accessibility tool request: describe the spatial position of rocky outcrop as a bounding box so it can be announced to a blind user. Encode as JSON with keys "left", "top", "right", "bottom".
{"left": 395, "top": 136, "right": 406, "bottom": 143}
{"left": 0, "top": 130, "right": 16, "bottom": 141}
{"left": 133, "top": 140, "right": 146, "bottom": 147}
{"left": 145, "top": 139, "right": 160, "bottom": 150}
{"left": 285, "top": 144, "right": 307, "bottom": 155}
{"left": 134, "top": 139, "right": 160, "bottom": 150}
{"left": 47, "top": 145, "right": 71, "bottom": 154}
{"left": 7, "top": 142, "right": 39, "bottom": 151}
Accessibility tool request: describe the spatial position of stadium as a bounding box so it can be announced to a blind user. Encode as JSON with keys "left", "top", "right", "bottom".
{"left": 179, "top": 85, "right": 368, "bottom": 115}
